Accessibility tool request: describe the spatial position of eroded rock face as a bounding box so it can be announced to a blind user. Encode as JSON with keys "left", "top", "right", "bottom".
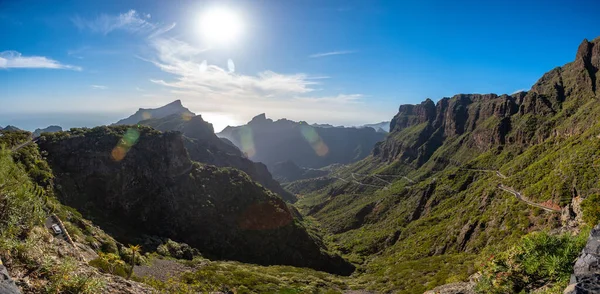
{"left": 565, "top": 224, "right": 600, "bottom": 294}
{"left": 38, "top": 126, "right": 354, "bottom": 275}
{"left": 375, "top": 38, "right": 600, "bottom": 167}
{"left": 375, "top": 94, "right": 518, "bottom": 165}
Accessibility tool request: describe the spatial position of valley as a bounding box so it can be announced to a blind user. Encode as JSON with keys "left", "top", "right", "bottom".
{"left": 2, "top": 29, "right": 600, "bottom": 294}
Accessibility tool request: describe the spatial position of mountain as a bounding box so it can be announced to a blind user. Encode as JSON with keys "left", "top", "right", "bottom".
{"left": 32, "top": 125, "right": 62, "bottom": 137}
{"left": 140, "top": 113, "right": 296, "bottom": 202}
{"left": 1, "top": 125, "right": 21, "bottom": 131}
{"left": 218, "top": 114, "right": 386, "bottom": 169}
{"left": 37, "top": 126, "right": 354, "bottom": 275}
{"left": 291, "top": 37, "right": 600, "bottom": 292}
{"left": 113, "top": 100, "right": 195, "bottom": 126}
{"left": 362, "top": 121, "right": 390, "bottom": 132}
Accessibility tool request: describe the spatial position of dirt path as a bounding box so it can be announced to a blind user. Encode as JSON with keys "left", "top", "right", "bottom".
{"left": 133, "top": 258, "right": 196, "bottom": 281}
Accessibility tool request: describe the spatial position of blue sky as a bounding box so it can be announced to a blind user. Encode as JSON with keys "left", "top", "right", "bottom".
{"left": 1, "top": 0, "right": 599, "bottom": 131}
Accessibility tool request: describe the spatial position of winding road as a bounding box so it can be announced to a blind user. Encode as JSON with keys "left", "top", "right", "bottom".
{"left": 465, "top": 168, "right": 561, "bottom": 213}
{"left": 10, "top": 137, "right": 38, "bottom": 152}
{"left": 497, "top": 184, "right": 561, "bottom": 212}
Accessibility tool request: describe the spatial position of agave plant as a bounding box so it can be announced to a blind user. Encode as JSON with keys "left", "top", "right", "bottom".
{"left": 127, "top": 244, "right": 141, "bottom": 279}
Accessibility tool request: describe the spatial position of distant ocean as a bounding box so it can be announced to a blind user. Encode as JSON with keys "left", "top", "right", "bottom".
{"left": 0, "top": 112, "right": 129, "bottom": 131}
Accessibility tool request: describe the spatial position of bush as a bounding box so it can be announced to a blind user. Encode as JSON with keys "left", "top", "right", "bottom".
{"left": 476, "top": 231, "right": 587, "bottom": 293}
{"left": 581, "top": 194, "right": 600, "bottom": 226}
{"left": 89, "top": 253, "right": 129, "bottom": 278}
{"left": 156, "top": 239, "right": 200, "bottom": 260}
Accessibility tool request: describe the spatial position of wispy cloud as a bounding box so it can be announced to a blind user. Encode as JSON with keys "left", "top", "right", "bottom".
{"left": 72, "top": 9, "right": 175, "bottom": 37}
{"left": 0, "top": 51, "right": 81, "bottom": 70}
{"left": 511, "top": 89, "right": 527, "bottom": 95}
{"left": 135, "top": 87, "right": 145, "bottom": 91}
{"left": 142, "top": 37, "right": 387, "bottom": 124}
{"left": 309, "top": 50, "right": 356, "bottom": 58}
{"left": 91, "top": 85, "right": 107, "bottom": 90}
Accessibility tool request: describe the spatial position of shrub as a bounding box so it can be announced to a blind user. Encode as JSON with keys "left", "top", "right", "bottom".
{"left": 581, "top": 194, "right": 600, "bottom": 226}
{"left": 89, "top": 252, "right": 129, "bottom": 278}
{"left": 476, "top": 231, "right": 587, "bottom": 293}
{"left": 156, "top": 239, "right": 200, "bottom": 260}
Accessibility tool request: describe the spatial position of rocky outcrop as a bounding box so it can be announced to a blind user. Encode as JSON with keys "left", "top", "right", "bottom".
{"left": 565, "top": 224, "right": 600, "bottom": 294}
{"left": 113, "top": 100, "right": 195, "bottom": 126}
{"left": 141, "top": 114, "right": 296, "bottom": 202}
{"left": 374, "top": 38, "right": 600, "bottom": 168}
{"left": 218, "top": 114, "right": 386, "bottom": 169}
{"left": 0, "top": 259, "right": 20, "bottom": 294}
{"left": 375, "top": 94, "right": 518, "bottom": 165}
{"left": 38, "top": 126, "right": 354, "bottom": 275}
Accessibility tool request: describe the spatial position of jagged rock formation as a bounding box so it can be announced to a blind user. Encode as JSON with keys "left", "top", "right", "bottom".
{"left": 373, "top": 39, "right": 600, "bottom": 169}
{"left": 218, "top": 114, "right": 386, "bottom": 168}
{"left": 140, "top": 113, "right": 296, "bottom": 202}
{"left": 0, "top": 259, "right": 19, "bottom": 294}
{"left": 269, "top": 160, "right": 329, "bottom": 183}
{"left": 32, "top": 125, "right": 62, "bottom": 137}
{"left": 113, "top": 100, "right": 195, "bottom": 126}
{"left": 38, "top": 126, "right": 354, "bottom": 275}
{"left": 565, "top": 224, "right": 600, "bottom": 293}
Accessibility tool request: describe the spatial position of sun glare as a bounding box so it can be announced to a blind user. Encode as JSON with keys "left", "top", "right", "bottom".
{"left": 199, "top": 7, "right": 243, "bottom": 45}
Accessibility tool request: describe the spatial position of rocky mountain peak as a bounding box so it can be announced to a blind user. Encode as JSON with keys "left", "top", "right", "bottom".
{"left": 249, "top": 113, "right": 272, "bottom": 125}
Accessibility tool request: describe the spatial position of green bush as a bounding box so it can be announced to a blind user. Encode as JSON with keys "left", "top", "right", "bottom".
{"left": 476, "top": 231, "right": 587, "bottom": 293}
{"left": 156, "top": 239, "right": 200, "bottom": 260}
{"left": 89, "top": 253, "right": 129, "bottom": 278}
{"left": 581, "top": 194, "right": 600, "bottom": 226}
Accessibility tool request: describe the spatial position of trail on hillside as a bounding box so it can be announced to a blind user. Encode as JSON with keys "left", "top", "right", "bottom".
{"left": 464, "top": 168, "right": 560, "bottom": 212}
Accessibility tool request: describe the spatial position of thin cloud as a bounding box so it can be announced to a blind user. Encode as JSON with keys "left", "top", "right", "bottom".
{"left": 309, "top": 50, "right": 356, "bottom": 58}
{"left": 72, "top": 9, "right": 175, "bottom": 38}
{"left": 91, "top": 85, "right": 107, "bottom": 90}
{"left": 0, "top": 51, "right": 81, "bottom": 70}
{"left": 141, "top": 37, "right": 389, "bottom": 125}
{"left": 511, "top": 89, "right": 527, "bottom": 94}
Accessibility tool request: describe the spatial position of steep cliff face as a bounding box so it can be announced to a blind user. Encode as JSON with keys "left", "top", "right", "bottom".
{"left": 38, "top": 126, "right": 353, "bottom": 275}
{"left": 374, "top": 38, "right": 600, "bottom": 168}
{"left": 140, "top": 114, "right": 296, "bottom": 202}
{"left": 374, "top": 94, "right": 518, "bottom": 166}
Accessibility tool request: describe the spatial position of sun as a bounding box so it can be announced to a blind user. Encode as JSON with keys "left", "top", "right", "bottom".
{"left": 199, "top": 7, "right": 243, "bottom": 45}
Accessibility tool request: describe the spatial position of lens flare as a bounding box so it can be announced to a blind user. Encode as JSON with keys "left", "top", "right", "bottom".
{"left": 300, "top": 124, "right": 329, "bottom": 157}
{"left": 111, "top": 128, "right": 140, "bottom": 161}
{"left": 239, "top": 126, "right": 255, "bottom": 158}
{"left": 142, "top": 111, "right": 152, "bottom": 120}
{"left": 182, "top": 112, "right": 193, "bottom": 121}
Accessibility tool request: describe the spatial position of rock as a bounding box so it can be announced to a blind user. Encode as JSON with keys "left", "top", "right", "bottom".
{"left": 0, "top": 259, "right": 20, "bottom": 294}
{"left": 565, "top": 224, "right": 600, "bottom": 293}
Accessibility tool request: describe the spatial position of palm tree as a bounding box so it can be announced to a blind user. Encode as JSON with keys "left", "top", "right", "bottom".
{"left": 127, "top": 244, "right": 141, "bottom": 279}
